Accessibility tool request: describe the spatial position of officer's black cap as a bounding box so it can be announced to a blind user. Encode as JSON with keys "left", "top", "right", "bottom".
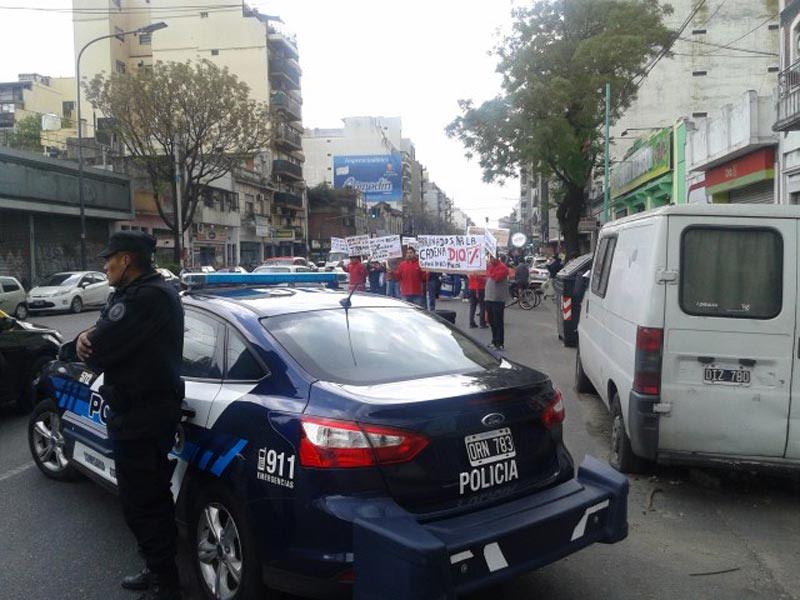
{"left": 98, "top": 231, "right": 157, "bottom": 259}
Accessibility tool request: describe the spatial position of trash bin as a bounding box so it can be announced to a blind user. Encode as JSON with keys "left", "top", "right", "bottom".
{"left": 554, "top": 253, "right": 593, "bottom": 347}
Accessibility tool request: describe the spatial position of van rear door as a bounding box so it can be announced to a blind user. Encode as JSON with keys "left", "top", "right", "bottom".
{"left": 660, "top": 217, "right": 795, "bottom": 458}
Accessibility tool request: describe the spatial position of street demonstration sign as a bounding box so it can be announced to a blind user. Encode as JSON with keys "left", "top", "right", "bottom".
{"left": 368, "top": 235, "right": 402, "bottom": 261}
{"left": 345, "top": 234, "right": 371, "bottom": 256}
{"left": 418, "top": 235, "right": 486, "bottom": 272}
{"left": 331, "top": 237, "right": 348, "bottom": 253}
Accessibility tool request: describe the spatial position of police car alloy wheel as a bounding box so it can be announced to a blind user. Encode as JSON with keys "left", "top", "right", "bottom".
{"left": 191, "top": 486, "right": 264, "bottom": 600}
{"left": 28, "top": 399, "right": 78, "bottom": 481}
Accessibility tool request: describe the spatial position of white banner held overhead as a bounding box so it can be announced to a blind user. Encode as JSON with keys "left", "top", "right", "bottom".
{"left": 417, "top": 235, "right": 486, "bottom": 273}
{"left": 484, "top": 228, "right": 497, "bottom": 257}
{"left": 345, "top": 234, "right": 371, "bottom": 257}
{"left": 330, "top": 237, "right": 348, "bottom": 253}
{"left": 402, "top": 236, "right": 418, "bottom": 249}
{"left": 468, "top": 226, "right": 509, "bottom": 248}
{"left": 368, "top": 235, "right": 403, "bottom": 261}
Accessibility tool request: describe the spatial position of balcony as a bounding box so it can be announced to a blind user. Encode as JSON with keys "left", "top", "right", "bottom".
{"left": 776, "top": 60, "right": 800, "bottom": 131}
{"left": 272, "top": 159, "right": 303, "bottom": 181}
{"left": 271, "top": 91, "right": 302, "bottom": 122}
{"left": 267, "top": 27, "right": 299, "bottom": 60}
{"left": 274, "top": 122, "right": 302, "bottom": 151}
{"left": 269, "top": 57, "right": 301, "bottom": 90}
{"left": 274, "top": 191, "right": 303, "bottom": 208}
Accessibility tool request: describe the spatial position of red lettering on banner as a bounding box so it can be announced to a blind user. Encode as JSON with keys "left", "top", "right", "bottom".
{"left": 448, "top": 248, "right": 456, "bottom": 261}
{"left": 468, "top": 247, "right": 479, "bottom": 265}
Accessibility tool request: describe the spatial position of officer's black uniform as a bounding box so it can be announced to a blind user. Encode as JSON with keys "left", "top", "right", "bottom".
{"left": 79, "top": 232, "right": 184, "bottom": 598}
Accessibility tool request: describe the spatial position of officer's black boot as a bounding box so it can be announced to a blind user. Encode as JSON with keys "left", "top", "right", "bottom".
{"left": 121, "top": 567, "right": 153, "bottom": 591}
{"left": 136, "top": 575, "right": 181, "bottom": 600}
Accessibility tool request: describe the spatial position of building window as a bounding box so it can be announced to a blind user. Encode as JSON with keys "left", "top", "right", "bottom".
{"left": 139, "top": 33, "right": 151, "bottom": 45}
{"left": 768, "top": 24, "right": 779, "bottom": 31}
{"left": 768, "top": 66, "right": 779, "bottom": 73}
{"left": 200, "top": 11, "right": 209, "bottom": 18}
{"left": 115, "top": 60, "right": 126, "bottom": 74}
{"left": 692, "top": 70, "right": 707, "bottom": 77}
{"left": 691, "top": 29, "right": 707, "bottom": 35}
{"left": 692, "top": 112, "right": 708, "bottom": 119}
{"left": 115, "top": 26, "right": 124, "bottom": 42}
{"left": 211, "top": 49, "right": 219, "bottom": 56}
{"left": 112, "top": 0, "right": 121, "bottom": 7}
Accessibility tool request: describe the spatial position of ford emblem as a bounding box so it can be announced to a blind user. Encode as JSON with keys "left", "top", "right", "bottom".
{"left": 481, "top": 413, "right": 505, "bottom": 427}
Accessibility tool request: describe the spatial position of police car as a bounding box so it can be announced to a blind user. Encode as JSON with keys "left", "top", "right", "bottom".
{"left": 28, "top": 272, "right": 628, "bottom": 600}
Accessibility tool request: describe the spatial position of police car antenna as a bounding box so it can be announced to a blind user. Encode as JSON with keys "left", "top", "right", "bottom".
{"left": 339, "top": 252, "right": 371, "bottom": 309}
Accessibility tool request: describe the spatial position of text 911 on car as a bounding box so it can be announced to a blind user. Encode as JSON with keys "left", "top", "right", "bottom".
{"left": 29, "top": 272, "right": 628, "bottom": 600}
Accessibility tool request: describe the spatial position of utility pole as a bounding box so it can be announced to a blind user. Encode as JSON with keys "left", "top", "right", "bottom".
{"left": 604, "top": 82, "right": 611, "bottom": 223}
{"left": 174, "top": 141, "right": 183, "bottom": 266}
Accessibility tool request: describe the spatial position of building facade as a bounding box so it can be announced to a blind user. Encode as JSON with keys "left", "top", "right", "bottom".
{"left": 775, "top": 0, "right": 800, "bottom": 203}
{"left": 71, "top": 0, "right": 307, "bottom": 263}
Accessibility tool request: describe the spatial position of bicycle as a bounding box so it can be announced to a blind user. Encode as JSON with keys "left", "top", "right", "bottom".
{"left": 507, "top": 282, "right": 542, "bottom": 310}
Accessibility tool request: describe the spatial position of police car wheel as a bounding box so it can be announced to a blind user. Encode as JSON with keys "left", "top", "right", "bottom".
{"left": 191, "top": 485, "right": 265, "bottom": 600}
{"left": 28, "top": 399, "right": 78, "bottom": 481}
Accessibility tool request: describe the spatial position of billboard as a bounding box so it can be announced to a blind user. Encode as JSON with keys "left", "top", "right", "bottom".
{"left": 333, "top": 154, "right": 403, "bottom": 205}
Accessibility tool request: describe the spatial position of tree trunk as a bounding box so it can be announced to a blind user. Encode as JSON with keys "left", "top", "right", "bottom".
{"left": 171, "top": 177, "right": 182, "bottom": 265}
{"left": 557, "top": 184, "right": 584, "bottom": 260}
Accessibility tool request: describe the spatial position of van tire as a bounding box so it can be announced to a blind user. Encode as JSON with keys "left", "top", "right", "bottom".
{"left": 575, "top": 347, "right": 595, "bottom": 394}
{"left": 610, "top": 393, "right": 648, "bottom": 474}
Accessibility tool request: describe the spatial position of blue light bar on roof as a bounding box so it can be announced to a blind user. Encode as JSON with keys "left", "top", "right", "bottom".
{"left": 183, "top": 272, "right": 346, "bottom": 287}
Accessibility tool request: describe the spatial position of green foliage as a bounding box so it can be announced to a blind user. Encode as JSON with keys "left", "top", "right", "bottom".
{"left": 447, "top": 0, "right": 673, "bottom": 253}
{"left": 9, "top": 115, "right": 43, "bottom": 153}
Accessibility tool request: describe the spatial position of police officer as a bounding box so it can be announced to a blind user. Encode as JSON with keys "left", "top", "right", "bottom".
{"left": 74, "top": 231, "right": 184, "bottom": 600}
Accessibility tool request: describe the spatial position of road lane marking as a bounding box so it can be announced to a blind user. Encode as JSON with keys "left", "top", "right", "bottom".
{"left": 0, "top": 461, "right": 35, "bottom": 483}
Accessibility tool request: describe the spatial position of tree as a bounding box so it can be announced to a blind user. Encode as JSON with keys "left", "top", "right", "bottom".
{"left": 9, "top": 115, "right": 43, "bottom": 153}
{"left": 447, "top": 0, "right": 673, "bottom": 257}
{"left": 85, "top": 60, "right": 272, "bottom": 262}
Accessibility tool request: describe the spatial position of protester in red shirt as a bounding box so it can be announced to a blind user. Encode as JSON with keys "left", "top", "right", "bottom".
{"left": 344, "top": 255, "right": 367, "bottom": 292}
{"left": 468, "top": 273, "right": 487, "bottom": 328}
{"left": 393, "top": 247, "right": 426, "bottom": 308}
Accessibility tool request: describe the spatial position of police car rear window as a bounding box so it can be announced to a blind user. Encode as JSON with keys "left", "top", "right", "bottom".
{"left": 262, "top": 307, "right": 499, "bottom": 385}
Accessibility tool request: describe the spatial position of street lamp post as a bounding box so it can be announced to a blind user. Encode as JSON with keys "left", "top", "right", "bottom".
{"left": 75, "top": 21, "right": 167, "bottom": 269}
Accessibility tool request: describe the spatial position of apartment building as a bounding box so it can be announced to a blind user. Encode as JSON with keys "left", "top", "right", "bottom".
{"left": 775, "top": 0, "right": 800, "bottom": 202}
{"left": 72, "top": 0, "right": 307, "bottom": 263}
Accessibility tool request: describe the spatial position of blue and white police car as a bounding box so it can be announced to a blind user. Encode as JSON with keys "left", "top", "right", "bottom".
{"left": 28, "top": 272, "right": 628, "bottom": 600}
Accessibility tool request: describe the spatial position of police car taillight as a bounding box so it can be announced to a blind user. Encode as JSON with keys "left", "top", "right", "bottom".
{"left": 541, "top": 388, "right": 565, "bottom": 429}
{"left": 299, "top": 416, "right": 429, "bottom": 468}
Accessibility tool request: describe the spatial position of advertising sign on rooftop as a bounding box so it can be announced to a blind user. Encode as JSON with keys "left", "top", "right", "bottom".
{"left": 333, "top": 154, "right": 403, "bottom": 206}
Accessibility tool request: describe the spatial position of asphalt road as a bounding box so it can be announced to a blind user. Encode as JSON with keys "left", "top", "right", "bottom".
{"left": 1, "top": 301, "right": 799, "bottom": 599}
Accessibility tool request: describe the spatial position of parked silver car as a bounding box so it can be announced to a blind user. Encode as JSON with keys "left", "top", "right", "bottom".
{"left": 0, "top": 276, "right": 28, "bottom": 320}
{"left": 27, "top": 271, "right": 110, "bottom": 314}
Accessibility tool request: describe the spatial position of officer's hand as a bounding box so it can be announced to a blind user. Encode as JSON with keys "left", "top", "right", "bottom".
{"left": 77, "top": 329, "right": 94, "bottom": 361}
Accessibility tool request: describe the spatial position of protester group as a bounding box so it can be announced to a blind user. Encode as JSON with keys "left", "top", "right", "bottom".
{"left": 342, "top": 243, "right": 538, "bottom": 352}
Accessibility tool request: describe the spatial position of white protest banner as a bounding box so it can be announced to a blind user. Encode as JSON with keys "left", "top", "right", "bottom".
{"left": 484, "top": 228, "right": 497, "bottom": 257}
{"left": 368, "top": 235, "right": 402, "bottom": 261}
{"left": 330, "top": 237, "right": 348, "bottom": 253}
{"left": 468, "top": 226, "right": 509, "bottom": 248}
{"left": 403, "top": 236, "right": 419, "bottom": 249}
{"left": 345, "top": 234, "right": 371, "bottom": 256}
{"left": 417, "top": 235, "right": 486, "bottom": 273}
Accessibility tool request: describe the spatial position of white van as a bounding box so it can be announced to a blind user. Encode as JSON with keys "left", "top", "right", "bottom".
{"left": 576, "top": 204, "right": 800, "bottom": 473}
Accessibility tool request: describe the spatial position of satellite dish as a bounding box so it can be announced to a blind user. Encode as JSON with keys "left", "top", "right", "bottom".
{"left": 511, "top": 232, "right": 527, "bottom": 248}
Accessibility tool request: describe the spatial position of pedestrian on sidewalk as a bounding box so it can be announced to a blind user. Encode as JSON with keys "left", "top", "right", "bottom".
{"left": 344, "top": 255, "right": 367, "bottom": 292}
{"left": 467, "top": 273, "right": 487, "bottom": 329}
{"left": 485, "top": 254, "right": 510, "bottom": 350}
{"left": 393, "top": 246, "right": 426, "bottom": 308}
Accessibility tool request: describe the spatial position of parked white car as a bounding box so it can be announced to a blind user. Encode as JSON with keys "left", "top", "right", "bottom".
{"left": 0, "top": 276, "right": 28, "bottom": 320}
{"left": 576, "top": 204, "right": 800, "bottom": 474}
{"left": 27, "top": 271, "right": 110, "bottom": 314}
{"left": 252, "top": 265, "right": 315, "bottom": 273}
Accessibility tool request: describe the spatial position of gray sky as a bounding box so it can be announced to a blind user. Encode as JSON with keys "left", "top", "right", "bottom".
{"left": 0, "top": 0, "right": 520, "bottom": 227}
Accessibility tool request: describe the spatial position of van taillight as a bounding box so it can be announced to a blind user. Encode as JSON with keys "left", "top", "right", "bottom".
{"left": 633, "top": 326, "right": 663, "bottom": 396}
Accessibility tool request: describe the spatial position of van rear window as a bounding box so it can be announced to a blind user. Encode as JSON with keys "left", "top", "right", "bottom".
{"left": 680, "top": 227, "right": 783, "bottom": 319}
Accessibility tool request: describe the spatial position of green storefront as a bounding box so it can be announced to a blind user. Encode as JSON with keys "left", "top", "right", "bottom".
{"left": 609, "top": 125, "right": 687, "bottom": 218}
